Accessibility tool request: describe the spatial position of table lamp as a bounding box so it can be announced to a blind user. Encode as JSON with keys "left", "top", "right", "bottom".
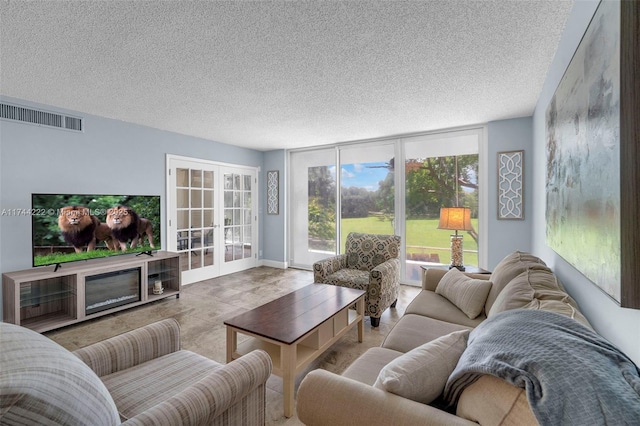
{"left": 438, "top": 207, "right": 473, "bottom": 271}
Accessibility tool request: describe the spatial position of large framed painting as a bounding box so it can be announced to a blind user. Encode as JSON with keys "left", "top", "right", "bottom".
{"left": 546, "top": 0, "right": 640, "bottom": 308}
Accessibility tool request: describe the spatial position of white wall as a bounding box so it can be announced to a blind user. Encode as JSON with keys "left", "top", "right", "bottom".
{"left": 531, "top": 0, "right": 640, "bottom": 365}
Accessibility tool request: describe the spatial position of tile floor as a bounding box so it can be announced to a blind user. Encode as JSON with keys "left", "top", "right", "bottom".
{"left": 45, "top": 266, "right": 421, "bottom": 425}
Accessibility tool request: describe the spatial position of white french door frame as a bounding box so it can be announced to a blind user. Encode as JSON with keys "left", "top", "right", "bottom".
{"left": 166, "top": 154, "right": 258, "bottom": 285}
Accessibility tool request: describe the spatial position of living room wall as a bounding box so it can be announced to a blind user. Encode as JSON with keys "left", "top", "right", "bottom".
{"left": 0, "top": 96, "right": 265, "bottom": 315}
{"left": 486, "top": 117, "right": 533, "bottom": 267}
{"left": 531, "top": 0, "right": 640, "bottom": 365}
{"left": 262, "top": 150, "right": 287, "bottom": 266}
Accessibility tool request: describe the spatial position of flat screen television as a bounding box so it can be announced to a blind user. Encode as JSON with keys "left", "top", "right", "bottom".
{"left": 32, "top": 193, "right": 161, "bottom": 268}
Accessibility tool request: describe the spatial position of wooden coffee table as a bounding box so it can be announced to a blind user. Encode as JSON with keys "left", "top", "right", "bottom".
{"left": 224, "top": 283, "right": 365, "bottom": 417}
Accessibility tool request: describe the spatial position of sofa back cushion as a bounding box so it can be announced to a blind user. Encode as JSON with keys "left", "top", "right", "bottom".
{"left": 0, "top": 322, "right": 120, "bottom": 425}
{"left": 345, "top": 232, "right": 400, "bottom": 271}
{"left": 488, "top": 268, "right": 592, "bottom": 328}
{"left": 485, "top": 251, "right": 550, "bottom": 313}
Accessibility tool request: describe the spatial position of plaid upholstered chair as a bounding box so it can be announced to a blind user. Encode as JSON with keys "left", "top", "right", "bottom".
{"left": 313, "top": 232, "right": 401, "bottom": 327}
{"left": 1, "top": 319, "right": 272, "bottom": 425}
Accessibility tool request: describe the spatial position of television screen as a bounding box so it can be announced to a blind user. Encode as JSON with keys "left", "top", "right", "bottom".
{"left": 32, "top": 194, "right": 161, "bottom": 267}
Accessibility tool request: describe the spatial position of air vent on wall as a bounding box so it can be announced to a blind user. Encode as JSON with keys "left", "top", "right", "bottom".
{"left": 0, "top": 103, "right": 83, "bottom": 132}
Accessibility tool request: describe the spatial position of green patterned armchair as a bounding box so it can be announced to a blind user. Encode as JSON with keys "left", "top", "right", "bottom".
{"left": 313, "top": 232, "right": 401, "bottom": 327}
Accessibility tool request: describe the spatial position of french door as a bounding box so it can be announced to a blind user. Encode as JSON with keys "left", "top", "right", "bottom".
{"left": 167, "top": 156, "right": 257, "bottom": 284}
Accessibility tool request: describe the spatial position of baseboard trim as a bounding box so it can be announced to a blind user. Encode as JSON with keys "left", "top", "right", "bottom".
{"left": 260, "top": 259, "right": 288, "bottom": 269}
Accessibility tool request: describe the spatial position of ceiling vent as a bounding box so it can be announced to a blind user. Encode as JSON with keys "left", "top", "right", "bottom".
{"left": 0, "top": 103, "right": 82, "bottom": 132}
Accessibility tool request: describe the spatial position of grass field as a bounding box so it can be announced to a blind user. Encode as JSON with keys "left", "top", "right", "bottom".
{"left": 339, "top": 216, "right": 479, "bottom": 265}
{"left": 34, "top": 245, "right": 155, "bottom": 267}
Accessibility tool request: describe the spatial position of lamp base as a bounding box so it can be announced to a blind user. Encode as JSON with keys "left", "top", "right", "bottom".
{"left": 449, "top": 264, "right": 466, "bottom": 271}
{"left": 449, "top": 234, "right": 464, "bottom": 270}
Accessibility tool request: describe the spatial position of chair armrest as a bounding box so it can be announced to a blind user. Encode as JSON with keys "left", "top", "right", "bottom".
{"left": 122, "top": 350, "right": 273, "bottom": 426}
{"left": 297, "top": 369, "right": 477, "bottom": 426}
{"left": 422, "top": 268, "right": 491, "bottom": 291}
{"left": 369, "top": 258, "right": 400, "bottom": 298}
{"left": 73, "top": 318, "right": 181, "bottom": 377}
{"left": 313, "top": 254, "right": 347, "bottom": 282}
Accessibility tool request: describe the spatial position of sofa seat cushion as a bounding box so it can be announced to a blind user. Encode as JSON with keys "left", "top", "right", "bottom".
{"left": 382, "top": 314, "right": 472, "bottom": 353}
{"left": 457, "top": 375, "right": 537, "bottom": 425}
{"left": 0, "top": 322, "right": 120, "bottom": 426}
{"left": 405, "top": 290, "right": 486, "bottom": 328}
{"left": 101, "top": 349, "right": 221, "bottom": 421}
{"left": 374, "top": 330, "right": 470, "bottom": 405}
{"left": 324, "top": 268, "right": 369, "bottom": 290}
{"left": 342, "top": 347, "right": 404, "bottom": 385}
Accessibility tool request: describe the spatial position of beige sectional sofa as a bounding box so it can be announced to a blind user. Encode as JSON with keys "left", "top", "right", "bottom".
{"left": 297, "top": 251, "right": 596, "bottom": 425}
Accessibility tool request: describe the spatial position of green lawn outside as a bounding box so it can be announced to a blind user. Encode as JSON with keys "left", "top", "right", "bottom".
{"left": 339, "top": 216, "right": 479, "bottom": 266}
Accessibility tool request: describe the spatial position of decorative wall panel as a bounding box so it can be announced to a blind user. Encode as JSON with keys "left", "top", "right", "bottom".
{"left": 497, "top": 150, "right": 524, "bottom": 220}
{"left": 267, "top": 170, "right": 279, "bottom": 215}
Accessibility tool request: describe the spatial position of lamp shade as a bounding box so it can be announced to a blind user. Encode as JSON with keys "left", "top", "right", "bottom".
{"left": 438, "top": 207, "right": 473, "bottom": 231}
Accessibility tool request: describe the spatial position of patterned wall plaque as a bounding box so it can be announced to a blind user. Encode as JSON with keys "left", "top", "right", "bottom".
{"left": 497, "top": 150, "right": 524, "bottom": 220}
{"left": 267, "top": 170, "right": 279, "bottom": 215}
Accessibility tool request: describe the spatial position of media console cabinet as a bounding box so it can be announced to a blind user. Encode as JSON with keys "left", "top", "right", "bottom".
{"left": 2, "top": 251, "right": 181, "bottom": 333}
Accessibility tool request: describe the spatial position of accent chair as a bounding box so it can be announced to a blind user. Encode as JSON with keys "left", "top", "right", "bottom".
{"left": 313, "top": 232, "right": 401, "bottom": 327}
{"left": 0, "top": 318, "right": 272, "bottom": 425}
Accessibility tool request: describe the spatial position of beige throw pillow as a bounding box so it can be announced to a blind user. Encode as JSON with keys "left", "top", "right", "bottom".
{"left": 374, "top": 330, "right": 470, "bottom": 404}
{"left": 435, "top": 268, "right": 493, "bottom": 319}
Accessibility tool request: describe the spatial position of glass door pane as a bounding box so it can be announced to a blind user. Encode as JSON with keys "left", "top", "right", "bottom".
{"left": 403, "top": 131, "right": 480, "bottom": 282}
{"left": 290, "top": 149, "right": 337, "bottom": 267}
{"left": 220, "top": 167, "right": 256, "bottom": 275}
{"left": 224, "top": 172, "right": 253, "bottom": 261}
{"left": 339, "top": 144, "right": 395, "bottom": 251}
{"left": 170, "top": 160, "right": 219, "bottom": 284}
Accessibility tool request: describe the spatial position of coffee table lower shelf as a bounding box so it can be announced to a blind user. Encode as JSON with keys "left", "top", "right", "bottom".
{"left": 226, "top": 300, "right": 364, "bottom": 417}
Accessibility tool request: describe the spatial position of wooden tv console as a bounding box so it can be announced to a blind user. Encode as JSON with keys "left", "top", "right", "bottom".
{"left": 2, "top": 251, "right": 181, "bottom": 333}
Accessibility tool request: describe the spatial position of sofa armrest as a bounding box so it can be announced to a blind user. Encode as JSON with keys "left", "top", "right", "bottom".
{"left": 422, "top": 268, "right": 448, "bottom": 291}
{"left": 422, "top": 268, "right": 491, "bottom": 292}
{"left": 313, "top": 254, "right": 347, "bottom": 282}
{"left": 122, "top": 349, "right": 273, "bottom": 426}
{"left": 297, "top": 369, "right": 477, "bottom": 426}
{"left": 73, "top": 318, "right": 181, "bottom": 377}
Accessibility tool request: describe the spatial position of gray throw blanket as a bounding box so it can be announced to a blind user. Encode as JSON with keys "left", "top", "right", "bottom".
{"left": 444, "top": 309, "right": 640, "bottom": 425}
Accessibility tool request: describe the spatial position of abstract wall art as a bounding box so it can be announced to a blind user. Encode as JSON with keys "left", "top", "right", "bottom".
{"left": 545, "top": 0, "right": 622, "bottom": 303}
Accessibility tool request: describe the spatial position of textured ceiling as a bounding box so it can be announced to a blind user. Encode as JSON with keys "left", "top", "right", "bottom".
{"left": 0, "top": 0, "right": 574, "bottom": 151}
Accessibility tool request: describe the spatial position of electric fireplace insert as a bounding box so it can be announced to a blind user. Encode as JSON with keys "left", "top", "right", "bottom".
{"left": 85, "top": 268, "right": 141, "bottom": 316}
